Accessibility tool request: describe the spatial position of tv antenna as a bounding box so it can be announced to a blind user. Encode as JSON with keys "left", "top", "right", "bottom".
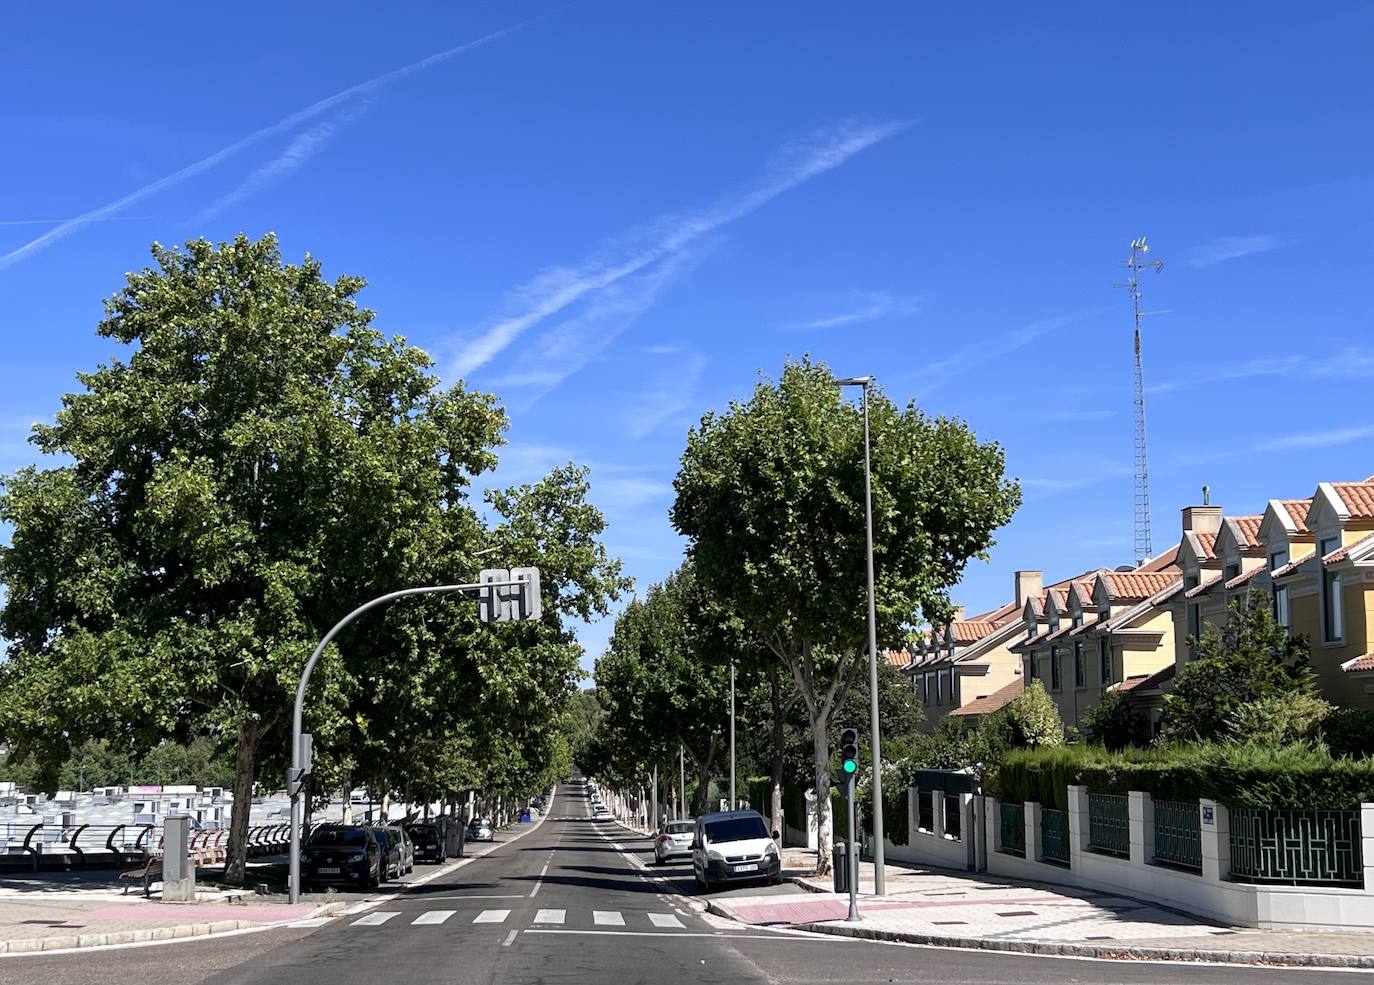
{"left": 1115, "top": 237, "right": 1164, "bottom": 566}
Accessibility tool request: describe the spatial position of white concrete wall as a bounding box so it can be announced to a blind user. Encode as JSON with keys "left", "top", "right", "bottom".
{"left": 884, "top": 789, "right": 975, "bottom": 870}
{"left": 976, "top": 789, "right": 1374, "bottom": 930}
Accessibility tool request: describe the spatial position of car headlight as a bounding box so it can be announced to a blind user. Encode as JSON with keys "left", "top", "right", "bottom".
{"left": 765, "top": 842, "right": 779, "bottom": 856}
{"left": 706, "top": 849, "right": 725, "bottom": 862}
{"left": 299, "top": 852, "right": 309, "bottom": 863}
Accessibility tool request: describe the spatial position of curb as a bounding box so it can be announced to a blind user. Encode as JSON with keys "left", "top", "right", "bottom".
{"left": 709, "top": 894, "right": 1374, "bottom": 970}
{"left": 0, "top": 900, "right": 348, "bottom": 956}
{"left": 792, "top": 920, "right": 1374, "bottom": 970}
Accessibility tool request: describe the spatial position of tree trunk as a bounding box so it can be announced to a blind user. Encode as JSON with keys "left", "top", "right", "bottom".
{"left": 341, "top": 771, "right": 353, "bottom": 824}
{"left": 811, "top": 720, "right": 833, "bottom": 875}
{"left": 224, "top": 722, "right": 261, "bottom": 886}
{"left": 692, "top": 736, "right": 718, "bottom": 816}
{"left": 769, "top": 668, "right": 785, "bottom": 841}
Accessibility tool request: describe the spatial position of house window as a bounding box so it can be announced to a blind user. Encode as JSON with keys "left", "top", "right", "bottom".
{"left": 1026, "top": 654, "right": 1037, "bottom": 681}
{"left": 1099, "top": 638, "right": 1112, "bottom": 686}
{"left": 950, "top": 671, "right": 961, "bottom": 706}
{"left": 1321, "top": 536, "right": 1343, "bottom": 643}
{"left": 1270, "top": 549, "right": 1288, "bottom": 571}
{"left": 1050, "top": 647, "right": 1062, "bottom": 691}
{"left": 935, "top": 671, "right": 943, "bottom": 705}
{"left": 1274, "top": 585, "right": 1291, "bottom": 632}
{"left": 1224, "top": 561, "right": 1240, "bottom": 582}
{"left": 1074, "top": 642, "right": 1085, "bottom": 688}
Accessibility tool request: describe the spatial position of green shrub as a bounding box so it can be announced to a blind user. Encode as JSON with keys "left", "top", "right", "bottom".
{"left": 1321, "top": 708, "right": 1374, "bottom": 758}
{"left": 1080, "top": 691, "right": 1147, "bottom": 750}
{"left": 1227, "top": 694, "right": 1332, "bottom": 746}
{"left": 990, "top": 741, "right": 1374, "bottom": 810}
{"left": 999, "top": 680, "right": 1065, "bottom": 749}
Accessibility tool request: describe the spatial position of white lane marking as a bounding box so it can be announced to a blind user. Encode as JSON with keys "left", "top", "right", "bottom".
{"left": 412, "top": 910, "right": 455, "bottom": 925}
{"left": 533, "top": 908, "right": 565, "bottom": 924}
{"left": 592, "top": 910, "right": 625, "bottom": 926}
{"left": 648, "top": 913, "right": 685, "bottom": 929}
{"left": 502, "top": 929, "right": 517, "bottom": 947}
{"left": 407, "top": 894, "right": 523, "bottom": 901}
{"left": 525, "top": 929, "right": 784, "bottom": 939}
{"left": 351, "top": 911, "right": 399, "bottom": 926}
{"left": 474, "top": 909, "right": 511, "bottom": 924}
{"left": 287, "top": 917, "right": 332, "bottom": 928}
{"left": 343, "top": 900, "right": 382, "bottom": 915}
{"left": 529, "top": 859, "right": 552, "bottom": 897}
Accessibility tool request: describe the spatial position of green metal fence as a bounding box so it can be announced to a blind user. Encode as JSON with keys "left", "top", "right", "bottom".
{"left": 1153, "top": 799, "right": 1202, "bottom": 872}
{"left": 1229, "top": 809, "right": 1363, "bottom": 886}
{"left": 1087, "top": 793, "right": 1130, "bottom": 858}
{"left": 1040, "top": 807, "right": 1069, "bottom": 865}
{"left": 999, "top": 802, "right": 1025, "bottom": 857}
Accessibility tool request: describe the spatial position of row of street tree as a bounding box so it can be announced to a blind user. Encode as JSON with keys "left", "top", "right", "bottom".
{"left": 0, "top": 234, "right": 629, "bottom": 882}
{"left": 585, "top": 361, "right": 1022, "bottom": 872}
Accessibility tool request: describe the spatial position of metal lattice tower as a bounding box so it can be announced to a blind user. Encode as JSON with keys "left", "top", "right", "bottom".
{"left": 1117, "top": 237, "right": 1164, "bottom": 566}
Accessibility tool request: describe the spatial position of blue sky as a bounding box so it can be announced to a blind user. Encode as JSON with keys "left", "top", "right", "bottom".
{"left": 2, "top": 2, "right": 1372, "bottom": 674}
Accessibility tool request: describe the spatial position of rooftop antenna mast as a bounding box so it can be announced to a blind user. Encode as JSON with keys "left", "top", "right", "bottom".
{"left": 1117, "top": 237, "right": 1164, "bottom": 566}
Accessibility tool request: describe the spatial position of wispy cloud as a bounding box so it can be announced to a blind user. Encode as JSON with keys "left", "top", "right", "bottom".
{"left": 190, "top": 101, "right": 373, "bottom": 223}
{"left": 916, "top": 310, "right": 1101, "bottom": 397}
{"left": 1151, "top": 347, "right": 1374, "bottom": 395}
{"left": 448, "top": 119, "right": 909, "bottom": 381}
{"left": 0, "top": 216, "right": 156, "bottom": 227}
{"left": 626, "top": 352, "right": 710, "bottom": 440}
{"left": 1256, "top": 425, "right": 1374, "bottom": 452}
{"left": 0, "top": 22, "right": 530, "bottom": 272}
{"left": 793, "top": 291, "right": 919, "bottom": 330}
{"left": 1187, "top": 234, "right": 1287, "bottom": 268}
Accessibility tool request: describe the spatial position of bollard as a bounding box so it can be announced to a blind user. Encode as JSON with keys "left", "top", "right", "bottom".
{"left": 161, "top": 816, "right": 196, "bottom": 902}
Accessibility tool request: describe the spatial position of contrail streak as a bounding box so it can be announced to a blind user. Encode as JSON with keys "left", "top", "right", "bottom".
{"left": 0, "top": 19, "right": 533, "bottom": 272}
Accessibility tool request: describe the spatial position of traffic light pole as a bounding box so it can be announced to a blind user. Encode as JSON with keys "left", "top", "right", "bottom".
{"left": 287, "top": 577, "right": 526, "bottom": 904}
{"left": 846, "top": 771, "right": 860, "bottom": 922}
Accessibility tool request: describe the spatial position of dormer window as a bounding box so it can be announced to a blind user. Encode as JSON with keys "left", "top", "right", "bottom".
{"left": 1269, "top": 548, "right": 1288, "bottom": 570}
{"left": 1224, "top": 558, "right": 1240, "bottom": 582}
{"left": 1320, "top": 535, "right": 1344, "bottom": 643}
{"left": 1072, "top": 610, "right": 1083, "bottom": 629}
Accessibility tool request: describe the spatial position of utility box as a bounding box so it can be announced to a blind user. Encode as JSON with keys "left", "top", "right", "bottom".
{"left": 162, "top": 815, "right": 196, "bottom": 902}
{"left": 832, "top": 843, "right": 850, "bottom": 893}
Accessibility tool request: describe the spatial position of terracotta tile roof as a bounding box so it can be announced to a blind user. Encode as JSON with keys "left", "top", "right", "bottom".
{"left": 1101, "top": 570, "right": 1181, "bottom": 602}
{"left": 950, "top": 676, "right": 1023, "bottom": 717}
{"left": 1191, "top": 532, "right": 1218, "bottom": 560}
{"left": 1225, "top": 564, "right": 1267, "bottom": 590}
{"left": 1333, "top": 482, "right": 1374, "bottom": 519}
{"left": 1138, "top": 545, "right": 1181, "bottom": 573}
{"left": 951, "top": 621, "right": 1000, "bottom": 644}
{"left": 1281, "top": 499, "right": 1312, "bottom": 533}
{"left": 1324, "top": 532, "right": 1374, "bottom": 566}
{"left": 1230, "top": 515, "right": 1264, "bottom": 549}
{"left": 1184, "top": 574, "right": 1222, "bottom": 599}
{"left": 1271, "top": 554, "right": 1313, "bottom": 579}
{"left": 1342, "top": 654, "right": 1374, "bottom": 674}
{"left": 883, "top": 648, "right": 911, "bottom": 669}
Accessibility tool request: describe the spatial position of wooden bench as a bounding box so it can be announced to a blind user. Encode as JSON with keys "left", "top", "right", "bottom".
{"left": 118, "top": 856, "right": 163, "bottom": 897}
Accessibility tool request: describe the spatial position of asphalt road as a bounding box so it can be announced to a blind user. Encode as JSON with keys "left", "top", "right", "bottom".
{"left": 2, "top": 784, "right": 1364, "bottom": 985}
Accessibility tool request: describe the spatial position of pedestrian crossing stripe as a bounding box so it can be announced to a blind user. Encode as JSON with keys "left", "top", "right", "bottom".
{"left": 412, "top": 910, "right": 455, "bottom": 925}
{"left": 347, "top": 909, "right": 688, "bottom": 930}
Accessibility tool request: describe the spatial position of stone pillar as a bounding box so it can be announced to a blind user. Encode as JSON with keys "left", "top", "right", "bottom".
{"left": 986, "top": 796, "right": 1001, "bottom": 853}
{"left": 908, "top": 788, "right": 918, "bottom": 843}
{"left": 1026, "top": 802, "right": 1042, "bottom": 862}
{"left": 1199, "top": 798, "right": 1230, "bottom": 884}
{"left": 1067, "top": 784, "right": 1088, "bottom": 869}
{"left": 973, "top": 794, "right": 987, "bottom": 870}
{"left": 1362, "top": 803, "right": 1374, "bottom": 891}
{"left": 1130, "top": 790, "right": 1153, "bottom": 866}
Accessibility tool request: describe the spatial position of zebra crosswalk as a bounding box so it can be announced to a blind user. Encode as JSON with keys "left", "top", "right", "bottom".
{"left": 348, "top": 907, "right": 693, "bottom": 932}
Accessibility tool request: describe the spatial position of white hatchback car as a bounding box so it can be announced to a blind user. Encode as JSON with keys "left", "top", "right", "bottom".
{"left": 653, "top": 819, "right": 695, "bottom": 864}
{"left": 691, "top": 810, "right": 781, "bottom": 891}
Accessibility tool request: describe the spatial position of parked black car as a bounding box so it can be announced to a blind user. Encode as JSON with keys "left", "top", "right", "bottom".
{"left": 406, "top": 823, "right": 444, "bottom": 863}
{"left": 368, "top": 825, "right": 404, "bottom": 880}
{"left": 300, "top": 824, "right": 383, "bottom": 890}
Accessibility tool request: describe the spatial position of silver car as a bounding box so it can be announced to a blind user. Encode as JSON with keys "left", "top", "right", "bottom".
{"left": 467, "top": 817, "right": 494, "bottom": 842}
{"left": 653, "top": 819, "right": 695, "bottom": 864}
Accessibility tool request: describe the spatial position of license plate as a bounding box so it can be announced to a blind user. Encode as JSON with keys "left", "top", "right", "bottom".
{"left": 732, "top": 863, "right": 758, "bottom": 873}
{"left": 317, "top": 867, "right": 341, "bottom": 874}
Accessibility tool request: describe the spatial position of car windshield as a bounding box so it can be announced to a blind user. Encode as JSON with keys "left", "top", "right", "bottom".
{"left": 704, "top": 816, "right": 769, "bottom": 843}
{"left": 665, "top": 822, "right": 693, "bottom": 834}
{"left": 409, "top": 826, "right": 437, "bottom": 841}
{"left": 307, "top": 828, "right": 366, "bottom": 847}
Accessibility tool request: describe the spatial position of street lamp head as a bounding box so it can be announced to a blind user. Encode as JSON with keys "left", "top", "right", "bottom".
{"left": 834, "top": 375, "right": 874, "bottom": 387}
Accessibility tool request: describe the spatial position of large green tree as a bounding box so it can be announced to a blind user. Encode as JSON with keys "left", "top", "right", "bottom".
{"left": 1158, "top": 596, "right": 1315, "bottom": 744}
{"left": 671, "top": 359, "right": 1020, "bottom": 871}
{"left": 0, "top": 235, "right": 625, "bottom": 881}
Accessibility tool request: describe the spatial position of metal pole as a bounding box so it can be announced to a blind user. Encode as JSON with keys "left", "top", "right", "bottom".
{"left": 679, "top": 744, "right": 686, "bottom": 820}
{"left": 860, "top": 383, "right": 886, "bottom": 896}
{"left": 846, "top": 771, "right": 859, "bottom": 921}
{"left": 288, "top": 578, "right": 520, "bottom": 903}
{"left": 729, "top": 659, "right": 736, "bottom": 809}
{"left": 652, "top": 766, "right": 659, "bottom": 834}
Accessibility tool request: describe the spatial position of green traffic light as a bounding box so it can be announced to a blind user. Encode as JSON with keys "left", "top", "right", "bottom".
{"left": 843, "top": 759, "right": 857, "bottom": 773}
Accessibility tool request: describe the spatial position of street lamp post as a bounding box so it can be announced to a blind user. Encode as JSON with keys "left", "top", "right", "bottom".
{"left": 835, "top": 375, "right": 886, "bottom": 896}
{"left": 287, "top": 572, "right": 530, "bottom": 904}
{"left": 728, "top": 658, "right": 736, "bottom": 809}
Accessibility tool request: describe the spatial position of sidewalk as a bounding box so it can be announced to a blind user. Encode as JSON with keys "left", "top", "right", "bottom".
{"left": 707, "top": 857, "right": 1374, "bottom": 968}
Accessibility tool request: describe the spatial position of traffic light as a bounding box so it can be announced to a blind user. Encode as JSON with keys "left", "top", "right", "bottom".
{"left": 839, "top": 727, "right": 859, "bottom": 776}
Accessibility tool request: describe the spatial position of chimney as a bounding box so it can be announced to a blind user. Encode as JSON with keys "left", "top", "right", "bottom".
{"left": 1014, "top": 570, "right": 1043, "bottom": 608}
{"left": 1181, "top": 505, "right": 1223, "bottom": 537}
{"left": 952, "top": 605, "right": 966, "bottom": 622}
